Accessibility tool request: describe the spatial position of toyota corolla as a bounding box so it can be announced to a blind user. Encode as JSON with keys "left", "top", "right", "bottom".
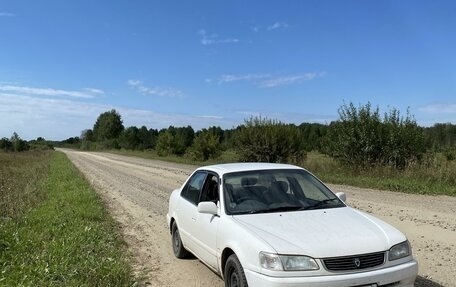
{"left": 166, "top": 163, "right": 418, "bottom": 287}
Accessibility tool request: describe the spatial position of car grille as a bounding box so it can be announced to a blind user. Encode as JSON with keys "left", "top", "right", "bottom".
{"left": 323, "top": 252, "right": 385, "bottom": 271}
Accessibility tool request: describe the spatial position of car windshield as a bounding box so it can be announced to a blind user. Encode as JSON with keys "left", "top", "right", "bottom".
{"left": 223, "top": 169, "right": 345, "bottom": 215}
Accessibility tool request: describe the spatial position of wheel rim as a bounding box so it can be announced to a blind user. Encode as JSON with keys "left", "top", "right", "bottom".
{"left": 229, "top": 266, "right": 239, "bottom": 287}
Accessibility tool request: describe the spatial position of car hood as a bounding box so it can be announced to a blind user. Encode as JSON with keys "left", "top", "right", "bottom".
{"left": 233, "top": 207, "right": 406, "bottom": 258}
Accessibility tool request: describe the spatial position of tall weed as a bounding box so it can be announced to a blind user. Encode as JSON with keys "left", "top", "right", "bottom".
{"left": 0, "top": 151, "right": 51, "bottom": 219}
{"left": 304, "top": 151, "right": 456, "bottom": 196}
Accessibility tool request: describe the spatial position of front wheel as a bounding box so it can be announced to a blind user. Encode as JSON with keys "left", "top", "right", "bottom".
{"left": 171, "top": 221, "right": 190, "bottom": 259}
{"left": 224, "top": 254, "right": 248, "bottom": 287}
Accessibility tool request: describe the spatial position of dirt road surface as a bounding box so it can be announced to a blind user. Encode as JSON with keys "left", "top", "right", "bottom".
{"left": 60, "top": 149, "right": 456, "bottom": 287}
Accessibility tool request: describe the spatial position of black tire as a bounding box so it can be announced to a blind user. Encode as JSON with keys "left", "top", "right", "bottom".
{"left": 171, "top": 221, "right": 190, "bottom": 259}
{"left": 224, "top": 254, "right": 248, "bottom": 287}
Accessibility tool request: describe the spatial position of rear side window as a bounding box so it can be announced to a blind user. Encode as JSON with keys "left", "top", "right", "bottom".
{"left": 181, "top": 171, "right": 206, "bottom": 205}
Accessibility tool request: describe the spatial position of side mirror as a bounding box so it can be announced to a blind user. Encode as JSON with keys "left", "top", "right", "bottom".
{"left": 336, "top": 192, "right": 347, "bottom": 202}
{"left": 197, "top": 201, "right": 218, "bottom": 215}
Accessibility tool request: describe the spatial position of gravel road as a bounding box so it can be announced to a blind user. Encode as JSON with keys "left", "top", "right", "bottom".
{"left": 60, "top": 149, "right": 456, "bottom": 287}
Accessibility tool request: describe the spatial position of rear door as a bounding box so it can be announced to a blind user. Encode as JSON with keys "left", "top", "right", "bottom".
{"left": 177, "top": 171, "right": 207, "bottom": 253}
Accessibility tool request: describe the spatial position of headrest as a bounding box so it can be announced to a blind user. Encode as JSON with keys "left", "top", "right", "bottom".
{"left": 271, "top": 181, "right": 288, "bottom": 192}
{"left": 241, "top": 177, "right": 257, "bottom": 186}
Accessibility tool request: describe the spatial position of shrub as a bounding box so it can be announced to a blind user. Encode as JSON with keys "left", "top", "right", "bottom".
{"left": 234, "top": 116, "right": 305, "bottom": 164}
{"left": 188, "top": 129, "right": 222, "bottom": 161}
{"left": 325, "top": 102, "right": 426, "bottom": 169}
{"left": 444, "top": 147, "right": 456, "bottom": 161}
{"left": 155, "top": 130, "right": 174, "bottom": 156}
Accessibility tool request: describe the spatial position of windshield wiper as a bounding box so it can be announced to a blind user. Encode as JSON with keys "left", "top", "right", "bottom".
{"left": 304, "top": 198, "right": 340, "bottom": 210}
{"left": 249, "top": 205, "right": 304, "bottom": 214}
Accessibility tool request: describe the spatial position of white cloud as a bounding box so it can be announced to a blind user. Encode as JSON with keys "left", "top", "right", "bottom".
{"left": 206, "top": 72, "right": 324, "bottom": 88}
{"left": 0, "top": 12, "right": 15, "bottom": 17}
{"left": 0, "top": 93, "right": 105, "bottom": 140}
{"left": 251, "top": 26, "right": 261, "bottom": 33}
{"left": 0, "top": 92, "right": 232, "bottom": 140}
{"left": 195, "top": 115, "right": 224, "bottom": 120}
{"left": 127, "top": 79, "right": 141, "bottom": 86}
{"left": 205, "top": 73, "right": 270, "bottom": 84}
{"left": 198, "top": 29, "right": 239, "bottom": 45}
{"left": 0, "top": 84, "right": 102, "bottom": 98}
{"left": 419, "top": 103, "right": 456, "bottom": 114}
{"left": 258, "top": 72, "right": 323, "bottom": 88}
{"left": 128, "top": 80, "right": 185, "bottom": 98}
{"left": 0, "top": 90, "right": 337, "bottom": 141}
{"left": 267, "top": 22, "right": 289, "bottom": 31}
{"left": 84, "top": 88, "right": 105, "bottom": 95}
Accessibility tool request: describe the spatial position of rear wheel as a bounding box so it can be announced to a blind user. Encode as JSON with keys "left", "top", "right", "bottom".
{"left": 224, "top": 254, "right": 248, "bottom": 287}
{"left": 171, "top": 221, "right": 190, "bottom": 258}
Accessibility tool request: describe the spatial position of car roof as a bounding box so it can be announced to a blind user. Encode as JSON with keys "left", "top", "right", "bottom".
{"left": 196, "top": 162, "right": 303, "bottom": 176}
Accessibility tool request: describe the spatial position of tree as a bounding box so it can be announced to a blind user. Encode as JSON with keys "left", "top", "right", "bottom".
{"left": 171, "top": 126, "right": 195, "bottom": 155}
{"left": 155, "top": 126, "right": 195, "bottom": 156}
{"left": 189, "top": 129, "right": 222, "bottom": 161}
{"left": 325, "top": 102, "right": 425, "bottom": 169}
{"left": 155, "top": 130, "right": 174, "bottom": 156}
{"left": 81, "top": 129, "right": 94, "bottom": 142}
{"left": 137, "top": 126, "right": 156, "bottom": 150}
{"left": 10, "top": 132, "right": 29, "bottom": 152}
{"left": 234, "top": 116, "right": 305, "bottom": 164}
{"left": 119, "top": 126, "right": 140, "bottom": 150}
{"left": 423, "top": 123, "right": 456, "bottom": 151}
{"left": 93, "top": 109, "right": 124, "bottom": 141}
{"left": 0, "top": 137, "right": 12, "bottom": 151}
{"left": 298, "top": 123, "right": 328, "bottom": 152}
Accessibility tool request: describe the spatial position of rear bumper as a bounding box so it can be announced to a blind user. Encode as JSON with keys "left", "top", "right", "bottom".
{"left": 245, "top": 260, "right": 418, "bottom": 287}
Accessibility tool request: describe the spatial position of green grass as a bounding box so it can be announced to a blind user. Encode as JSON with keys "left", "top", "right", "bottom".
{"left": 0, "top": 152, "right": 136, "bottom": 287}
{"left": 0, "top": 151, "right": 52, "bottom": 219}
{"left": 107, "top": 148, "right": 240, "bottom": 166}
{"left": 303, "top": 151, "right": 456, "bottom": 197}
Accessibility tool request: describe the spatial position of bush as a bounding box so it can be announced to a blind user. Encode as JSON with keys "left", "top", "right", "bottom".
{"left": 155, "top": 130, "right": 174, "bottom": 156}
{"left": 118, "top": 126, "right": 140, "bottom": 150}
{"left": 444, "top": 147, "right": 456, "bottom": 161}
{"left": 155, "top": 126, "right": 194, "bottom": 156}
{"left": 188, "top": 129, "right": 222, "bottom": 161}
{"left": 325, "top": 102, "right": 426, "bottom": 169}
{"left": 234, "top": 116, "right": 305, "bottom": 164}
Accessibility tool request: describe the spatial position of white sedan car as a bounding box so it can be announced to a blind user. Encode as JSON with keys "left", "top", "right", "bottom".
{"left": 166, "top": 163, "right": 418, "bottom": 287}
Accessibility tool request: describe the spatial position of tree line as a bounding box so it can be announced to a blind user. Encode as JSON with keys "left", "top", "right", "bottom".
{"left": 59, "top": 104, "right": 456, "bottom": 169}
{"left": 1, "top": 133, "right": 55, "bottom": 152}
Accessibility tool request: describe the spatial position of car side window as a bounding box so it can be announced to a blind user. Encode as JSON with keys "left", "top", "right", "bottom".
{"left": 181, "top": 171, "right": 206, "bottom": 205}
{"left": 200, "top": 174, "right": 219, "bottom": 203}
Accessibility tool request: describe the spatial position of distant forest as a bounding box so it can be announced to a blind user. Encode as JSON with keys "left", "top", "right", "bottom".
{"left": 52, "top": 103, "right": 456, "bottom": 168}
{"left": 2, "top": 103, "right": 456, "bottom": 168}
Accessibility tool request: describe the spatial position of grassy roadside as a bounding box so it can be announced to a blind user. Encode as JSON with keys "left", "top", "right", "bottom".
{"left": 101, "top": 149, "right": 456, "bottom": 197}
{"left": 106, "top": 148, "right": 239, "bottom": 166}
{"left": 304, "top": 151, "right": 456, "bottom": 197}
{"left": 0, "top": 151, "right": 51, "bottom": 219}
{"left": 0, "top": 152, "right": 136, "bottom": 287}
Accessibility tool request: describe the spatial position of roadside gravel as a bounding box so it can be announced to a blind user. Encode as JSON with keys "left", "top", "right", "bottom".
{"left": 60, "top": 149, "right": 455, "bottom": 287}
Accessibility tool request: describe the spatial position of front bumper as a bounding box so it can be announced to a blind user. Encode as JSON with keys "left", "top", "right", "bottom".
{"left": 245, "top": 260, "right": 418, "bottom": 287}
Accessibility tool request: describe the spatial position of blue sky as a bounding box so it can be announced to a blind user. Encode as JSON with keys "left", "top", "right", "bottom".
{"left": 1, "top": 1, "right": 456, "bottom": 140}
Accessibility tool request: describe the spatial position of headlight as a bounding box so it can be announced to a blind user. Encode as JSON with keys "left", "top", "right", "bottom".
{"left": 259, "top": 252, "right": 319, "bottom": 271}
{"left": 259, "top": 252, "right": 283, "bottom": 270}
{"left": 389, "top": 241, "right": 410, "bottom": 261}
